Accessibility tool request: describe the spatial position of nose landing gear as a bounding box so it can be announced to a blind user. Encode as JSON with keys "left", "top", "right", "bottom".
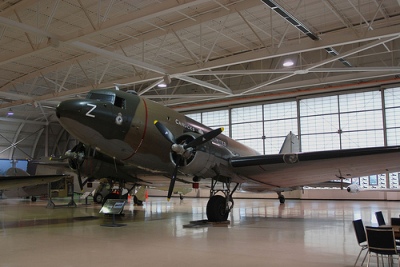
{"left": 206, "top": 177, "right": 239, "bottom": 222}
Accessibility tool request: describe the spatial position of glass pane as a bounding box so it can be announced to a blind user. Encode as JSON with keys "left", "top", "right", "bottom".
{"left": 300, "top": 114, "right": 339, "bottom": 134}
{"left": 231, "top": 105, "right": 262, "bottom": 123}
{"left": 0, "top": 160, "right": 28, "bottom": 175}
{"left": 231, "top": 122, "right": 263, "bottom": 139}
{"left": 341, "top": 130, "right": 384, "bottom": 149}
{"left": 340, "top": 111, "right": 383, "bottom": 131}
{"left": 386, "top": 128, "right": 400, "bottom": 145}
{"left": 300, "top": 95, "right": 338, "bottom": 116}
{"left": 384, "top": 87, "right": 400, "bottom": 108}
{"left": 186, "top": 113, "right": 201, "bottom": 122}
{"left": 202, "top": 110, "right": 228, "bottom": 127}
{"left": 264, "top": 101, "right": 297, "bottom": 120}
{"left": 239, "top": 139, "right": 264, "bottom": 154}
{"left": 301, "top": 133, "right": 340, "bottom": 151}
{"left": 389, "top": 172, "right": 399, "bottom": 189}
{"left": 339, "top": 91, "right": 381, "bottom": 112}
{"left": 385, "top": 108, "right": 400, "bottom": 128}
{"left": 264, "top": 136, "right": 286, "bottom": 154}
{"left": 264, "top": 119, "right": 297, "bottom": 137}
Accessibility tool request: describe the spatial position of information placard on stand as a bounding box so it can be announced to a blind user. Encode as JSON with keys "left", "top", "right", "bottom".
{"left": 80, "top": 191, "right": 92, "bottom": 205}
{"left": 99, "top": 199, "right": 126, "bottom": 227}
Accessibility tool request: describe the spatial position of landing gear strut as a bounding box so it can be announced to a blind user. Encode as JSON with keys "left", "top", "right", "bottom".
{"left": 206, "top": 178, "right": 238, "bottom": 222}
{"left": 277, "top": 192, "right": 285, "bottom": 204}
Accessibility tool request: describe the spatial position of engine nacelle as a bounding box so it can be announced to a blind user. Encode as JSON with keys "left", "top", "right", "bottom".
{"left": 179, "top": 150, "right": 217, "bottom": 178}
{"left": 65, "top": 144, "right": 128, "bottom": 180}
{"left": 347, "top": 184, "right": 361, "bottom": 193}
{"left": 172, "top": 133, "right": 224, "bottom": 178}
{"left": 65, "top": 144, "right": 86, "bottom": 171}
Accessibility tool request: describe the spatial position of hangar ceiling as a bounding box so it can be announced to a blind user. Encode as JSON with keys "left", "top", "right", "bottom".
{"left": 0, "top": 0, "right": 399, "bottom": 160}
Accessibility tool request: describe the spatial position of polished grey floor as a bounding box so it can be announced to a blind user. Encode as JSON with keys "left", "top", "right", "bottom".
{"left": 1, "top": 196, "right": 399, "bottom": 267}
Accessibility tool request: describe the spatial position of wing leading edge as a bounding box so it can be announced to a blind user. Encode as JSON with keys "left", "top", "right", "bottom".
{"left": 230, "top": 146, "right": 400, "bottom": 190}
{"left": 0, "top": 174, "right": 69, "bottom": 190}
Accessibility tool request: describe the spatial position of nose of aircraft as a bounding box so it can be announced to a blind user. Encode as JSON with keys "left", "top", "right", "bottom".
{"left": 56, "top": 99, "right": 131, "bottom": 141}
{"left": 56, "top": 99, "right": 83, "bottom": 120}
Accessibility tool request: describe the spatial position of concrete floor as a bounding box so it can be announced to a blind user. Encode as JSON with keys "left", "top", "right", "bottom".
{"left": 1, "top": 196, "right": 399, "bottom": 267}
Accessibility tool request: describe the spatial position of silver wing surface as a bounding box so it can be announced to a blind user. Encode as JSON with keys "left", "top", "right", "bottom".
{"left": 230, "top": 146, "right": 400, "bottom": 191}
{"left": 0, "top": 174, "right": 69, "bottom": 190}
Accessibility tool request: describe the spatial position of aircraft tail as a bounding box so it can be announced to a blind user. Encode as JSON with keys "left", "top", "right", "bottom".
{"left": 279, "top": 132, "right": 300, "bottom": 154}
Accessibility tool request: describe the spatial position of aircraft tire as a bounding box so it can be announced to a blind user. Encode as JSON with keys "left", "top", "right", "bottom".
{"left": 93, "top": 193, "right": 103, "bottom": 204}
{"left": 31, "top": 196, "right": 37, "bottom": 202}
{"left": 206, "top": 195, "right": 229, "bottom": 222}
{"left": 279, "top": 195, "right": 285, "bottom": 204}
{"left": 133, "top": 195, "right": 143, "bottom": 206}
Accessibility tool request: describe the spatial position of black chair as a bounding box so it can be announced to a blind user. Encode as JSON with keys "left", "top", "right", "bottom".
{"left": 375, "top": 211, "right": 386, "bottom": 226}
{"left": 365, "top": 226, "right": 399, "bottom": 267}
{"left": 390, "top": 218, "right": 400, "bottom": 246}
{"left": 352, "top": 219, "right": 368, "bottom": 267}
{"left": 392, "top": 218, "right": 400, "bottom": 226}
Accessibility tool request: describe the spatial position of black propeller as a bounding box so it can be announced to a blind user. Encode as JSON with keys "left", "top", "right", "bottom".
{"left": 64, "top": 143, "right": 86, "bottom": 191}
{"left": 154, "top": 120, "right": 223, "bottom": 200}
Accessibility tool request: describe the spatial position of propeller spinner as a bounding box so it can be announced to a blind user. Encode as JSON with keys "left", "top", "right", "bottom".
{"left": 154, "top": 120, "right": 223, "bottom": 200}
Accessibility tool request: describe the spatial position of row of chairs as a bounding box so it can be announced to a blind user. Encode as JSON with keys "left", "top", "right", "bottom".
{"left": 375, "top": 211, "right": 400, "bottom": 227}
{"left": 353, "top": 211, "right": 400, "bottom": 267}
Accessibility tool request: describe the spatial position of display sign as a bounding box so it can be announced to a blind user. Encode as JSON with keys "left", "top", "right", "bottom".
{"left": 99, "top": 199, "right": 126, "bottom": 215}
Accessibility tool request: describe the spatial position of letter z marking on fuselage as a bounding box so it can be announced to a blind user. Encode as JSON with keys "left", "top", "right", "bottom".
{"left": 86, "top": 104, "right": 96, "bottom": 118}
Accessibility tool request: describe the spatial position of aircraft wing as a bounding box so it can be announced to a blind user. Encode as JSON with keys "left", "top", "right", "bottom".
{"left": 230, "top": 146, "right": 400, "bottom": 191}
{"left": 0, "top": 174, "right": 68, "bottom": 190}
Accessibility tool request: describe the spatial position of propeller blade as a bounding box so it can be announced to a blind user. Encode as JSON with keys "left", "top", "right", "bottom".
{"left": 185, "top": 127, "right": 224, "bottom": 148}
{"left": 76, "top": 161, "right": 84, "bottom": 191}
{"left": 167, "top": 156, "right": 180, "bottom": 201}
{"left": 154, "top": 120, "right": 176, "bottom": 144}
{"left": 153, "top": 121, "right": 223, "bottom": 200}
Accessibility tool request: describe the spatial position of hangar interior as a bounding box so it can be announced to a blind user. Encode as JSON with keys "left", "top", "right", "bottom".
{"left": 0, "top": 0, "right": 399, "bottom": 199}
{"left": 0, "top": 1, "right": 400, "bottom": 267}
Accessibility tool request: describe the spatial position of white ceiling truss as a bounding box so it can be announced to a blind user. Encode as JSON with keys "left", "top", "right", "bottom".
{"left": 0, "top": 0, "right": 399, "bottom": 159}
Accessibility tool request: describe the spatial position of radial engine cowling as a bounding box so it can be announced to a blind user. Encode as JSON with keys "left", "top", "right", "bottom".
{"left": 171, "top": 133, "right": 221, "bottom": 178}
{"left": 65, "top": 144, "right": 86, "bottom": 171}
{"left": 65, "top": 144, "right": 126, "bottom": 179}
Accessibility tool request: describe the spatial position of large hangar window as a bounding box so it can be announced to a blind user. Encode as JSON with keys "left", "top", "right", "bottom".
{"left": 385, "top": 87, "right": 400, "bottom": 145}
{"left": 186, "top": 110, "right": 230, "bottom": 138}
{"left": 300, "top": 95, "right": 340, "bottom": 152}
{"left": 185, "top": 85, "right": 400, "bottom": 189}
{"left": 231, "top": 105, "right": 264, "bottom": 154}
{"left": 0, "top": 160, "right": 28, "bottom": 175}
{"left": 264, "top": 101, "right": 298, "bottom": 154}
{"left": 339, "top": 91, "right": 383, "bottom": 149}
{"left": 299, "top": 91, "right": 384, "bottom": 152}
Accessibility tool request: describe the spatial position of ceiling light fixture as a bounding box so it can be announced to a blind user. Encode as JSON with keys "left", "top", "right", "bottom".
{"left": 283, "top": 59, "right": 294, "bottom": 67}
{"left": 261, "top": 0, "right": 352, "bottom": 67}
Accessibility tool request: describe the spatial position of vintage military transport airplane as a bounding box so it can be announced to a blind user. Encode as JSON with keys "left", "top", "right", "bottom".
{"left": 55, "top": 89, "right": 400, "bottom": 222}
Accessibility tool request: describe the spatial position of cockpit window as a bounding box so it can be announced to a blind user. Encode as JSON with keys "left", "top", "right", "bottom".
{"left": 86, "top": 92, "right": 126, "bottom": 109}
{"left": 87, "top": 93, "right": 114, "bottom": 103}
{"left": 114, "top": 96, "right": 125, "bottom": 109}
